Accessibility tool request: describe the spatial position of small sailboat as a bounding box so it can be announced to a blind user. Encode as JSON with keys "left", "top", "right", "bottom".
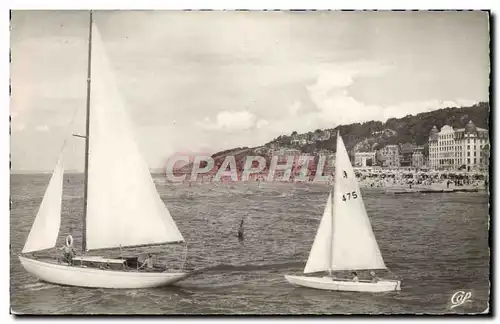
{"left": 285, "top": 132, "right": 401, "bottom": 292}
{"left": 18, "top": 11, "right": 190, "bottom": 289}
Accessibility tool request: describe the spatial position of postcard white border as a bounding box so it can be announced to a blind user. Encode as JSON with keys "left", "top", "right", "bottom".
{"left": 2, "top": 0, "right": 496, "bottom": 323}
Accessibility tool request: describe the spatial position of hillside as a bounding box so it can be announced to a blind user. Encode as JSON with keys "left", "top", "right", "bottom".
{"left": 175, "top": 102, "right": 489, "bottom": 175}
{"left": 266, "top": 101, "right": 489, "bottom": 155}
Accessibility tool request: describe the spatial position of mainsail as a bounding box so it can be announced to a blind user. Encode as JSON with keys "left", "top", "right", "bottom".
{"left": 303, "top": 133, "right": 386, "bottom": 273}
{"left": 22, "top": 156, "right": 64, "bottom": 253}
{"left": 85, "top": 23, "right": 184, "bottom": 251}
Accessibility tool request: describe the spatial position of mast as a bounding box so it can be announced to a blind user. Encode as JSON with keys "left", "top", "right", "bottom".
{"left": 82, "top": 10, "right": 93, "bottom": 253}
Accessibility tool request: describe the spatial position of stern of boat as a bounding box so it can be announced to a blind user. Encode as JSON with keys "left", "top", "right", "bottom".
{"left": 394, "top": 280, "right": 402, "bottom": 291}
{"left": 284, "top": 274, "right": 300, "bottom": 286}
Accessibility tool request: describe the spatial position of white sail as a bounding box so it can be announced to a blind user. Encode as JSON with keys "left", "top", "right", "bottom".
{"left": 85, "top": 23, "right": 184, "bottom": 251}
{"left": 22, "top": 156, "right": 64, "bottom": 253}
{"left": 330, "top": 134, "right": 386, "bottom": 270}
{"left": 304, "top": 192, "right": 333, "bottom": 274}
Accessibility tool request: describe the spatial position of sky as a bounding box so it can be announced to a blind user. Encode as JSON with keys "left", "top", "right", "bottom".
{"left": 10, "top": 10, "right": 490, "bottom": 171}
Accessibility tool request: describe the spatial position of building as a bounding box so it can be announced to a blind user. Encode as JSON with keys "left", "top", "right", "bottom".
{"left": 311, "top": 132, "right": 321, "bottom": 142}
{"left": 317, "top": 149, "right": 334, "bottom": 157}
{"left": 354, "top": 152, "right": 376, "bottom": 167}
{"left": 480, "top": 144, "right": 490, "bottom": 171}
{"left": 428, "top": 121, "right": 489, "bottom": 171}
{"left": 283, "top": 148, "right": 302, "bottom": 156}
{"left": 377, "top": 145, "right": 400, "bottom": 167}
{"left": 311, "top": 130, "right": 331, "bottom": 142}
{"left": 322, "top": 130, "right": 331, "bottom": 141}
{"left": 411, "top": 146, "right": 425, "bottom": 169}
{"left": 291, "top": 134, "right": 308, "bottom": 145}
{"left": 254, "top": 147, "right": 267, "bottom": 155}
{"left": 399, "top": 143, "right": 417, "bottom": 167}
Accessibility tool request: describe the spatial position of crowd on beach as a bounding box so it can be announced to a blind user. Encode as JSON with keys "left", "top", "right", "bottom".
{"left": 171, "top": 169, "right": 488, "bottom": 191}
{"left": 355, "top": 170, "right": 487, "bottom": 190}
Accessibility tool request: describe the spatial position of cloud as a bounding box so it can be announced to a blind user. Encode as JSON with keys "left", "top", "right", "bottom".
{"left": 305, "top": 63, "right": 389, "bottom": 124}
{"left": 256, "top": 119, "right": 269, "bottom": 129}
{"left": 288, "top": 101, "right": 301, "bottom": 116}
{"left": 192, "top": 61, "right": 481, "bottom": 150}
{"left": 197, "top": 110, "right": 257, "bottom": 131}
{"left": 304, "top": 64, "right": 479, "bottom": 126}
{"left": 35, "top": 125, "right": 49, "bottom": 132}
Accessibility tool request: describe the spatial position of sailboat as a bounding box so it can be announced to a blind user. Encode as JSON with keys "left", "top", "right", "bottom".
{"left": 284, "top": 132, "right": 401, "bottom": 292}
{"left": 18, "top": 11, "right": 190, "bottom": 289}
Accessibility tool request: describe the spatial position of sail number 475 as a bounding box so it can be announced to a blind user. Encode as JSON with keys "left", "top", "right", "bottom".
{"left": 342, "top": 191, "right": 358, "bottom": 201}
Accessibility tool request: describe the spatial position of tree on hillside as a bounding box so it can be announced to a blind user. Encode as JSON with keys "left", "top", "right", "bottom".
{"left": 301, "top": 144, "right": 317, "bottom": 154}
{"left": 281, "top": 137, "right": 292, "bottom": 146}
{"left": 253, "top": 101, "right": 489, "bottom": 159}
{"left": 291, "top": 131, "right": 298, "bottom": 137}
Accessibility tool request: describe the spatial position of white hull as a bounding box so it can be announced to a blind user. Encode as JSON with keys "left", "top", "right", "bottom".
{"left": 20, "top": 256, "right": 189, "bottom": 289}
{"left": 285, "top": 275, "right": 401, "bottom": 292}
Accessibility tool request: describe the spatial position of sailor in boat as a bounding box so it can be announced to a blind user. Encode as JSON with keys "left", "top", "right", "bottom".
{"left": 60, "top": 245, "right": 75, "bottom": 265}
{"left": 370, "top": 271, "right": 380, "bottom": 283}
{"left": 351, "top": 272, "right": 359, "bottom": 282}
{"left": 59, "top": 235, "right": 75, "bottom": 265}
{"left": 99, "top": 263, "right": 110, "bottom": 270}
{"left": 139, "top": 253, "right": 155, "bottom": 271}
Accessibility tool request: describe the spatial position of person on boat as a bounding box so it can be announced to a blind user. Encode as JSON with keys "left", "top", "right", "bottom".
{"left": 139, "top": 253, "right": 154, "bottom": 271}
{"left": 100, "top": 263, "right": 110, "bottom": 270}
{"left": 370, "top": 271, "right": 380, "bottom": 283}
{"left": 351, "top": 272, "right": 359, "bottom": 282}
{"left": 60, "top": 244, "right": 75, "bottom": 265}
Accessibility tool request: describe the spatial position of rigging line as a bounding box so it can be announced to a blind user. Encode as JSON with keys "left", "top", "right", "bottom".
{"left": 49, "top": 94, "right": 85, "bottom": 168}
{"left": 63, "top": 79, "right": 86, "bottom": 148}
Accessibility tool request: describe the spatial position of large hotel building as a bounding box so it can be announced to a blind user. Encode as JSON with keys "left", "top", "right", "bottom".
{"left": 428, "top": 120, "right": 489, "bottom": 171}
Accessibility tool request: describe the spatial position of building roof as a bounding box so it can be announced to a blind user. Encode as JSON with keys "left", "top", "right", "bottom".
{"left": 429, "top": 126, "right": 439, "bottom": 141}
{"left": 465, "top": 120, "right": 477, "bottom": 133}
{"left": 454, "top": 126, "right": 488, "bottom": 133}
{"left": 399, "top": 142, "right": 416, "bottom": 154}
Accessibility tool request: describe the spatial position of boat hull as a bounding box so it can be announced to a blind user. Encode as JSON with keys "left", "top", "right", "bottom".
{"left": 19, "top": 256, "right": 189, "bottom": 289}
{"left": 284, "top": 275, "right": 401, "bottom": 292}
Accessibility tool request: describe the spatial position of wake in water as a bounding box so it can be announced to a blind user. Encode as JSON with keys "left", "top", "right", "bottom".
{"left": 185, "top": 260, "right": 305, "bottom": 278}
{"left": 22, "top": 282, "right": 58, "bottom": 291}
{"left": 278, "top": 192, "right": 294, "bottom": 198}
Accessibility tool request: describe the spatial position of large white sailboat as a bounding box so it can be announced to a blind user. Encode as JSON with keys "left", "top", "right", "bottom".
{"left": 18, "top": 11, "right": 190, "bottom": 289}
{"left": 285, "top": 132, "right": 401, "bottom": 292}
